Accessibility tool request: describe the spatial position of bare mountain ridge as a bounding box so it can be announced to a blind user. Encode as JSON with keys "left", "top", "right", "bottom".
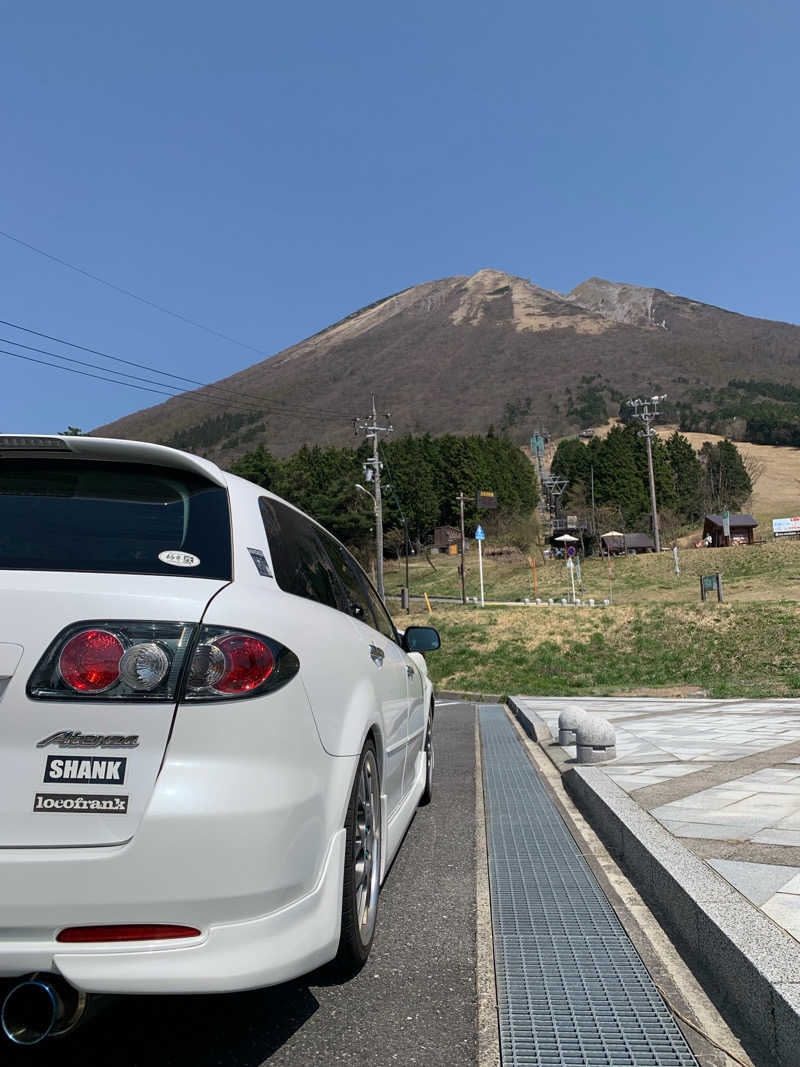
{"left": 95, "top": 270, "right": 800, "bottom": 462}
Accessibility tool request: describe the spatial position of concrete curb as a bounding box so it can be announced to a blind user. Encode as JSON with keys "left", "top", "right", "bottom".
{"left": 507, "top": 696, "right": 800, "bottom": 1066}
{"left": 436, "top": 690, "right": 506, "bottom": 704}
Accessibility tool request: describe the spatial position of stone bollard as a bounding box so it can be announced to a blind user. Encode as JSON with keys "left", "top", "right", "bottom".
{"left": 535, "top": 598, "right": 542, "bottom": 605}
{"left": 558, "top": 704, "right": 588, "bottom": 746}
{"left": 547, "top": 598, "right": 554, "bottom": 605}
{"left": 576, "top": 717, "right": 617, "bottom": 763}
{"left": 588, "top": 598, "right": 595, "bottom": 607}
{"left": 561, "top": 598, "right": 568, "bottom": 606}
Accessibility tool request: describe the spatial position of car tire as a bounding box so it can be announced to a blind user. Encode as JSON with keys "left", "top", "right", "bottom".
{"left": 419, "top": 705, "right": 434, "bottom": 806}
{"left": 333, "top": 738, "right": 381, "bottom": 975}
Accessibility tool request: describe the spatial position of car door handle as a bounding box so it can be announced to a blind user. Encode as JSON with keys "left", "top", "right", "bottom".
{"left": 369, "top": 644, "right": 385, "bottom": 666}
{"left": 406, "top": 665, "right": 415, "bottom": 679}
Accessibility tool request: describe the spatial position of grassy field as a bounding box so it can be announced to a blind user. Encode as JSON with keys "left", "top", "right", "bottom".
{"left": 383, "top": 423, "right": 800, "bottom": 698}
{"left": 396, "top": 602, "right": 800, "bottom": 700}
{"left": 387, "top": 538, "right": 800, "bottom": 698}
{"left": 385, "top": 537, "right": 800, "bottom": 607}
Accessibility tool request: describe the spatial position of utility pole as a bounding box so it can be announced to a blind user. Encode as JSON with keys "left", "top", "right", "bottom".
{"left": 457, "top": 491, "right": 467, "bottom": 604}
{"left": 355, "top": 396, "right": 393, "bottom": 600}
{"left": 590, "top": 463, "right": 596, "bottom": 537}
{"left": 627, "top": 394, "right": 667, "bottom": 553}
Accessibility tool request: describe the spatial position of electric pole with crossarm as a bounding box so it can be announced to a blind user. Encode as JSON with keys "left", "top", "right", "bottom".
{"left": 355, "top": 397, "right": 393, "bottom": 600}
{"left": 627, "top": 394, "right": 667, "bottom": 553}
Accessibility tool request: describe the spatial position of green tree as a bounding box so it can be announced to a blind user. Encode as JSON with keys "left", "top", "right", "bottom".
{"left": 665, "top": 431, "right": 704, "bottom": 522}
{"left": 550, "top": 437, "right": 590, "bottom": 486}
{"left": 700, "top": 439, "right": 752, "bottom": 513}
{"left": 229, "top": 445, "right": 280, "bottom": 490}
{"left": 592, "top": 424, "right": 649, "bottom": 526}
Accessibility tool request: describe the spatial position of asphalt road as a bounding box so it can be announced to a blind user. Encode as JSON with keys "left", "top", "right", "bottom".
{"left": 6, "top": 702, "right": 479, "bottom": 1067}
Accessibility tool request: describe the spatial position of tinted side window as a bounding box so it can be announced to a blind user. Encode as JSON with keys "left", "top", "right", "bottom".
{"left": 320, "top": 532, "right": 373, "bottom": 624}
{"left": 359, "top": 574, "right": 398, "bottom": 643}
{"left": 259, "top": 498, "right": 340, "bottom": 611}
{"left": 329, "top": 543, "right": 396, "bottom": 644}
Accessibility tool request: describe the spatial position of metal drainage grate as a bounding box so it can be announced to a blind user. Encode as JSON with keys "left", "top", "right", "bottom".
{"left": 479, "top": 705, "right": 697, "bottom": 1067}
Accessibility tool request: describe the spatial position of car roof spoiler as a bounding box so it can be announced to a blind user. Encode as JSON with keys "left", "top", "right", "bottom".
{"left": 0, "top": 435, "right": 229, "bottom": 488}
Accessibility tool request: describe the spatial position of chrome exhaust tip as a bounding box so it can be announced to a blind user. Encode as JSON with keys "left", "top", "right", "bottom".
{"left": 1, "top": 974, "right": 88, "bottom": 1045}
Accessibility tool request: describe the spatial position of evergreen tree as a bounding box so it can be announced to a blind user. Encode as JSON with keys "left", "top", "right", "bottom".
{"left": 551, "top": 437, "right": 590, "bottom": 486}
{"left": 592, "top": 424, "right": 649, "bottom": 526}
{"left": 700, "top": 439, "right": 752, "bottom": 512}
{"left": 230, "top": 445, "right": 280, "bottom": 490}
{"left": 665, "top": 431, "right": 704, "bottom": 521}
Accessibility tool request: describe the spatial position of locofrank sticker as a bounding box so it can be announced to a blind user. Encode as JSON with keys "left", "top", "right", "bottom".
{"left": 158, "top": 550, "right": 200, "bottom": 568}
{"left": 33, "top": 792, "right": 129, "bottom": 814}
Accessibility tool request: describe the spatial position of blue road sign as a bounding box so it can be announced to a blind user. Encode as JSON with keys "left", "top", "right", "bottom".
{"left": 475, "top": 525, "right": 486, "bottom": 540}
{"left": 567, "top": 545, "right": 576, "bottom": 557}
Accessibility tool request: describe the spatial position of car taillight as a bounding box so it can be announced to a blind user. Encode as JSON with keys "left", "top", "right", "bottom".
{"left": 184, "top": 627, "right": 297, "bottom": 701}
{"left": 188, "top": 634, "right": 274, "bottom": 693}
{"left": 58, "top": 629, "right": 124, "bottom": 693}
{"left": 28, "top": 622, "right": 299, "bottom": 702}
{"left": 28, "top": 621, "right": 195, "bottom": 702}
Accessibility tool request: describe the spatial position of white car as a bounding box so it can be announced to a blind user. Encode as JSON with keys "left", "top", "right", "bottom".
{"left": 0, "top": 434, "right": 440, "bottom": 1046}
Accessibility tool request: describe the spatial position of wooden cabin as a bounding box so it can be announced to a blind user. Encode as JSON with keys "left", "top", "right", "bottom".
{"left": 702, "top": 513, "right": 758, "bottom": 547}
{"left": 601, "top": 533, "right": 655, "bottom": 555}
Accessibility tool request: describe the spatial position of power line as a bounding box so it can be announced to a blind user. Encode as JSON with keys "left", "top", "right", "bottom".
{"left": 0, "top": 316, "right": 351, "bottom": 420}
{"left": 0, "top": 335, "right": 257, "bottom": 412}
{"left": 0, "top": 347, "right": 222, "bottom": 406}
{"left": 0, "top": 228, "right": 276, "bottom": 360}
{"left": 0, "top": 342, "right": 351, "bottom": 427}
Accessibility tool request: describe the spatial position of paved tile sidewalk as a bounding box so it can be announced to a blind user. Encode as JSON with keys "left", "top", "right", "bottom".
{"left": 514, "top": 696, "right": 800, "bottom": 943}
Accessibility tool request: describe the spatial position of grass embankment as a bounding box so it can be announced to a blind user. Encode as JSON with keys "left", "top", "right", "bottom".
{"left": 403, "top": 602, "right": 800, "bottom": 699}
{"left": 386, "top": 538, "right": 800, "bottom": 606}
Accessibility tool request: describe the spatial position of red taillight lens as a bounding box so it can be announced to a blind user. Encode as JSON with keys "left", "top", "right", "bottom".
{"left": 184, "top": 627, "right": 298, "bottom": 701}
{"left": 57, "top": 924, "right": 201, "bottom": 943}
{"left": 213, "top": 634, "right": 274, "bottom": 693}
{"left": 58, "top": 630, "right": 124, "bottom": 693}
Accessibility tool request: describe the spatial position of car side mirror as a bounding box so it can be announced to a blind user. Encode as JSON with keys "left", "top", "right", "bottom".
{"left": 402, "top": 626, "right": 441, "bottom": 653}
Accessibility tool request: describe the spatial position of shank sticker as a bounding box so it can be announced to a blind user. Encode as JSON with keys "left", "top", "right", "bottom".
{"left": 44, "top": 756, "right": 127, "bottom": 784}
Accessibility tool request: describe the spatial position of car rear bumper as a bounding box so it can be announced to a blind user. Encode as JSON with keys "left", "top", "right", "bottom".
{"left": 0, "top": 828, "right": 346, "bottom": 994}
{"left": 0, "top": 680, "right": 357, "bottom": 993}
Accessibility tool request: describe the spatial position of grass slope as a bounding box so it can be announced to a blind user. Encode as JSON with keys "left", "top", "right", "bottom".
{"left": 390, "top": 540, "right": 800, "bottom": 698}
{"left": 385, "top": 539, "right": 800, "bottom": 606}
{"left": 415, "top": 603, "right": 800, "bottom": 699}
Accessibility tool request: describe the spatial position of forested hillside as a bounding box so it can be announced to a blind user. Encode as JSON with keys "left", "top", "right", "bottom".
{"left": 551, "top": 425, "right": 752, "bottom": 537}
{"left": 231, "top": 431, "right": 539, "bottom": 552}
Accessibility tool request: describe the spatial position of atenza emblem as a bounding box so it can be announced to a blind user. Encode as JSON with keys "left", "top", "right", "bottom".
{"left": 36, "top": 731, "right": 140, "bottom": 749}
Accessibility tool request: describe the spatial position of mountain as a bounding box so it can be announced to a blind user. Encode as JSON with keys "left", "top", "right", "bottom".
{"left": 94, "top": 269, "right": 800, "bottom": 462}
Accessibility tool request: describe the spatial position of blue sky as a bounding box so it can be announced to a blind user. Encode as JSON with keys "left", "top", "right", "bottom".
{"left": 2, "top": 1, "right": 799, "bottom": 432}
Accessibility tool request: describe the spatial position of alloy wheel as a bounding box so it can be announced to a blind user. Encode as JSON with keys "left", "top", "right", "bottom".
{"left": 353, "top": 749, "right": 380, "bottom": 945}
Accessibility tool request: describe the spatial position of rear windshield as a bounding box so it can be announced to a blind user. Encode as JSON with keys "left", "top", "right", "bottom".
{"left": 0, "top": 458, "right": 232, "bottom": 579}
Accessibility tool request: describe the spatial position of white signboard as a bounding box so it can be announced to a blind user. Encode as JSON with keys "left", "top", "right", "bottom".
{"left": 773, "top": 517, "right": 800, "bottom": 536}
